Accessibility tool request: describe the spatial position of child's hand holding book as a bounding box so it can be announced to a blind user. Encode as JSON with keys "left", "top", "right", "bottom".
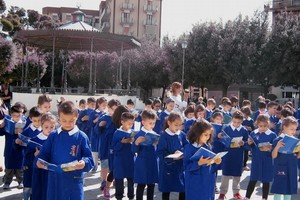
{"left": 34, "top": 147, "right": 40, "bottom": 157}
{"left": 247, "top": 138, "right": 254, "bottom": 145}
{"left": 135, "top": 136, "right": 146, "bottom": 145}
{"left": 173, "top": 150, "right": 183, "bottom": 160}
{"left": 198, "top": 156, "right": 213, "bottom": 166}
{"left": 15, "top": 138, "right": 23, "bottom": 145}
{"left": 72, "top": 160, "right": 85, "bottom": 170}
{"left": 121, "top": 137, "right": 133, "bottom": 144}
{"left": 99, "top": 121, "right": 107, "bottom": 127}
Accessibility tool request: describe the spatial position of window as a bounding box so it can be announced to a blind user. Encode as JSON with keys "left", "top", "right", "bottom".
{"left": 121, "top": 12, "right": 130, "bottom": 23}
{"left": 146, "top": 14, "right": 152, "bottom": 25}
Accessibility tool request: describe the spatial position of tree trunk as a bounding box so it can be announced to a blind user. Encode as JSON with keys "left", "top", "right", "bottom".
{"left": 222, "top": 84, "right": 229, "bottom": 97}
{"left": 161, "top": 85, "right": 166, "bottom": 101}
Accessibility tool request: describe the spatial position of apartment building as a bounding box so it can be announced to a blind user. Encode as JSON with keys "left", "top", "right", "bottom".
{"left": 42, "top": 7, "right": 100, "bottom": 28}
{"left": 269, "top": 0, "right": 300, "bottom": 18}
{"left": 99, "top": 0, "right": 162, "bottom": 42}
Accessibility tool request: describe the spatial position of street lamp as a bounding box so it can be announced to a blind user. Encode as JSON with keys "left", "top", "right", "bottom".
{"left": 181, "top": 39, "right": 188, "bottom": 91}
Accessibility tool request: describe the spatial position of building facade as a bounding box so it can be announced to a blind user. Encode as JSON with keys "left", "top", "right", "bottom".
{"left": 99, "top": 0, "right": 162, "bottom": 42}
{"left": 42, "top": 7, "right": 100, "bottom": 28}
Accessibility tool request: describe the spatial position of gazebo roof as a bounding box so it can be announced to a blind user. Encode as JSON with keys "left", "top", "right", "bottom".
{"left": 57, "top": 21, "right": 100, "bottom": 32}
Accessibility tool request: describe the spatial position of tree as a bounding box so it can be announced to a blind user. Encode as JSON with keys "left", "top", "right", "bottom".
{"left": 0, "top": 37, "right": 17, "bottom": 75}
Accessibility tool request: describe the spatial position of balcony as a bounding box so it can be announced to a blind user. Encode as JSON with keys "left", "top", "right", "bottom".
{"left": 120, "top": 18, "right": 134, "bottom": 27}
{"left": 144, "top": 19, "right": 157, "bottom": 26}
{"left": 121, "top": 3, "right": 134, "bottom": 11}
{"left": 271, "top": 0, "right": 300, "bottom": 10}
{"left": 144, "top": 5, "right": 158, "bottom": 13}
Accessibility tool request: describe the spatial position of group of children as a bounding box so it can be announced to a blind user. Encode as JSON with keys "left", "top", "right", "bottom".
{"left": 0, "top": 82, "right": 300, "bottom": 200}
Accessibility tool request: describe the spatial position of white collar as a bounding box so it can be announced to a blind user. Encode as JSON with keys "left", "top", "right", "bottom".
{"left": 278, "top": 119, "right": 282, "bottom": 123}
{"left": 185, "top": 117, "right": 195, "bottom": 121}
{"left": 244, "top": 116, "right": 252, "bottom": 121}
{"left": 37, "top": 132, "right": 48, "bottom": 140}
{"left": 141, "top": 126, "right": 156, "bottom": 134}
{"left": 254, "top": 128, "right": 272, "bottom": 135}
{"left": 118, "top": 127, "right": 132, "bottom": 134}
{"left": 230, "top": 123, "right": 242, "bottom": 131}
{"left": 164, "top": 110, "right": 171, "bottom": 115}
{"left": 57, "top": 125, "right": 79, "bottom": 136}
{"left": 95, "top": 109, "right": 101, "bottom": 113}
{"left": 279, "top": 133, "right": 285, "bottom": 138}
{"left": 165, "top": 128, "right": 181, "bottom": 136}
{"left": 30, "top": 124, "right": 42, "bottom": 132}
{"left": 192, "top": 142, "right": 203, "bottom": 148}
{"left": 206, "top": 108, "right": 212, "bottom": 112}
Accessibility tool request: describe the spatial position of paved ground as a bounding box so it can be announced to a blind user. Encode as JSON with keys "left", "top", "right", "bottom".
{"left": 0, "top": 138, "right": 299, "bottom": 199}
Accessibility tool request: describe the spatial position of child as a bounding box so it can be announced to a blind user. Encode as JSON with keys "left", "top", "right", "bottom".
{"left": 77, "top": 97, "right": 96, "bottom": 139}
{"left": 36, "top": 101, "right": 94, "bottom": 200}
{"left": 240, "top": 106, "right": 254, "bottom": 171}
{"left": 132, "top": 110, "right": 159, "bottom": 200}
{"left": 90, "top": 97, "right": 107, "bottom": 172}
{"left": 15, "top": 107, "right": 42, "bottom": 200}
{"left": 31, "top": 113, "right": 57, "bottom": 200}
{"left": 271, "top": 116, "right": 300, "bottom": 200}
{"left": 169, "top": 82, "right": 188, "bottom": 113}
{"left": 195, "top": 104, "right": 206, "bottom": 120}
{"left": 242, "top": 100, "right": 251, "bottom": 108}
{"left": 127, "top": 99, "right": 138, "bottom": 115}
{"left": 253, "top": 102, "right": 267, "bottom": 122}
{"left": 134, "top": 99, "right": 154, "bottom": 127}
{"left": 183, "top": 106, "right": 195, "bottom": 134}
{"left": 97, "top": 99, "right": 119, "bottom": 197}
{"left": 112, "top": 112, "right": 135, "bottom": 200}
{"left": 206, "top": 98, "right": 216, "bottom": 120}
{"left": 218, "top": 111, "right": 248, "bottom": 200}
{"left": 244, "top": 115, "right": 277, "bottom": 200}
{"left": 153, "top": 98, "right": 162, "bottom": 135}
{"left": 266, "top": 101, "right": 279, "bottom": 130}
{"left": 76, "top": 99, "right": 86, "bottom": 130}
{"left": 230, "top": 96, "right": 239, "bottom": 114}
{"left": 274, "top": 108, "right": 293, "bottom": 135}
{"left": 0, "top": 105, "right": 25, "bottom": 189}
{"left": 158, "top": 98, "right": 175, "bottom": 134}
{"left": 184, "top": 120, "right": 222, "bottom": 200}
{"left": 157, "top": 112, "right": 188, "bottom": 200}
{"left": 220, "top": 99, "right": 232, "bottom": 124}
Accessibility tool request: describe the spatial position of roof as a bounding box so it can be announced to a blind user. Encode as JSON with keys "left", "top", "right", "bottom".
{"left": 42, "top": 7, "right": 99, "bottom": 17}
{"left": 57, "top": 21, "right": 100, "bottom": 32}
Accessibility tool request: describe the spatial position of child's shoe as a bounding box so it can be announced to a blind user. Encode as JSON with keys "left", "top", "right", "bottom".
{"left": 103, "top": 187, "right": 110, "bottom": 199}
{"left": 100, "top": 180, "right": 106, "bottom": 190}
{"left": 2, "top": 183, "right": 10, "bottom": 190}
{"left": 234, "top": 193, "right": 243, "bottom": 200}
{"left": 218, "top": 194, "right": 226, "bottom": 199}
{"left": 17, "top": 182, "right": 24, "bottom": 189}
{"left": 215, "top": 187, "right": 220, "bottom": 194}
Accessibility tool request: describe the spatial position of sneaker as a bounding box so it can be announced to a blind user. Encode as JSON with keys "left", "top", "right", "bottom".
{"left": 3, "top": 183, "right": 10, "bottom": 190}
{"left": 215, "top": 187, "right": 220, "bottom": 194}
{"left": 218, "top": 194, "right": 226, "bottom": 199}
{"left": 17, "top": 183, "right": 24, "bottom": 189}
{"left": 103, "top": 187, "right": 110, "bottom": 199}
{"left": 234, "top": 193, "right": 243, "bottom": 200}
{"left": 100, "top": 181, "right": 106, "bottom": 190}
{"left": 243, "top": 166, "right": 250, "bottom": 171}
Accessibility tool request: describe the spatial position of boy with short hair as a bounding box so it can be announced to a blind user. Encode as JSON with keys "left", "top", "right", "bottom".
{"left": 206, "top": 98, "right": 216, "bottom": 120}
{"left": 266, "top": 101, "right": 279, "bottom": 130}
{"left": 183, "top": 106, "right": 195, "bottom": 134}
{"left": 77, "top": 97, "right": 96, "bottom": 139}
{"left": 218, "top": 111, "right": 249, "bottom": 200}
{"left": 0, "top": 105, "right": 25, "bottom": 189}
{"left": 36, "top": 101, "right": 94, "bottom": 200}
{"left": 253, "top": 102, "right": 267, "bottom": 122}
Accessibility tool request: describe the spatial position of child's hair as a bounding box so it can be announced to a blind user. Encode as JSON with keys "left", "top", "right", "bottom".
{"left": 265, "top": 99, "right": 271, "bottom": 105}
{"left": 240, "top": 106, "right": 252, "bottom": 117}
{"left": 207, "top": 98, "right": 216, "bottom": 106}
{"left": 11, "top": 105, "right": 22, "bottom": 114}
{"left": 127, "top": 99, "right": 134, "bottom": 105}
{"left": 188, "top": 102, "right": 196, "bottom": 107}
{"left": 267, "top": 101, "right": 278, "bottom": 109}
{"left": 87, "top": 97, "right": 96, "bottom": 104}
{"left": 164, "top": 97, "right": 175, "bottom": 104}
{"left": 144, "top": 99, "right": 153, "bottom": 106}
{"left": 163, "top": 112, "right": 182, "bottom": 130}
{"left": 282, "top": 116, "right": 298, "bottom": 130}
{"left": 79, "top": 99, "right": 86, "bottom": 105}
{"left": 232, "top": 110, "right": 243, "bottom": 120}
{"left": 221, "top": 97, "right": 230, "bottom": 105}
{"left": 222, "top": 99, "right": 232, "bottom": 107}
{"left": 281, "top": 108, "right": 293, "bottom": 118}
{"left": 41, "top": 113, "right": 57, "bottom": 126}
{"left": 153, "top": 98, "right": 161, "bottom": 105}
{"left": 258, "top": 102, "right": 267, "bottom": 109}
{"left": 29, "top": 106, "right": 42, "bottom": 118}
{"left": 112, "top": 105, "right": 129, "bottom": 128}
{"left": 211, "top": 110, "right": 224, "bottom": 120}
{"left": 171, "top": 82, "right": 181, "bottom": 93}
{"left": 108, "top": 99, "right": 120, "bottom": 108}
{"left": 276, "top": 104, "right": 283, "bottom": 112}
{"left": 141, "top": 110, "right": 157, "bottom": 121}
{"left": 255, "top": 114, "right": 270, "bottom": 125}
{"left": 184, "top": 106, "right": 194, "bottom": 118}
{"left": 121, "top": 112, "right": 135, "bottom": 122}
{"left": 230, "top": 96, "right": 239, "bottom": 104}
{"left": 14, "top": 102, "right": 28, "bottom": 114}
{"left": 242, "top": 100, "right": 251, "bottom": 107}
{"left": 188, "top": 119, "right": 213, "bottom": 144}
{"left": 37, "top": 94, "right": 52, "bottom": 106}
{"left": 58, "top": 101, "right": 78, "bottom": 115}
{"left": 194, "top": 104, "right": 206, "bottom": 118}
{"left": 96, "top": 97, "right": 107, "bottom": 106}
{"left": 285, "top": 101, "right": 294, "bottom": 108}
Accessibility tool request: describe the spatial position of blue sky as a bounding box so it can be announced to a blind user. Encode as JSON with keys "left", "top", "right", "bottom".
{"left": 7, "top": 0, "right": 270, "bottom": 38}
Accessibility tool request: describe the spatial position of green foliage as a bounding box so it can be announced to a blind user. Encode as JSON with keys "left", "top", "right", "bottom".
{"left": 1, "top": 18, "right": 13, "bottom": 31}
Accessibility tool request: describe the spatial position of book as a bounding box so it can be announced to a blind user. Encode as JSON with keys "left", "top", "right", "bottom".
{"left": 293, "top": 141, "right": 300, "bottom": 153}
{"left": 219, "top": 131, "right": 232, "bottom": 148}
{"left": 248, "top": 134, "right": 258, "bottom": 147}
{"left": 18, "top": 134, "right": 43, "bottom": 148}
{"left": 134, "top": 121, "right": 141, "bottom": 132}
{"left": 212, "top": 123, "right": 223, "bottom": 135}
{"left": 38, "top": 158, "right": 80, "bottom": 173}
{"left": 258, "top": 142, "right": 272, "bottom": 152}
{"left": 4, "top": 117, "right": 26, "bottom": 135}
{"left": 279, "top": 135, "right": 300, "bottom": 154}
{"left": 223, "top": 114, "right": 232, "bottom": 124}
{"left": 129, "top": 130, "right": 137, "bottom": 138}
{"left": 165, "top": 151, "right": 183, "bottom": 159}
{"left": 190, "top": 147, "right": 228, "bottom": 164}
{"left": 140, "top": 131, "right": 160, "bottom": 146}
{"left": 230, "top": 136, "right": 243, "bottom": 148}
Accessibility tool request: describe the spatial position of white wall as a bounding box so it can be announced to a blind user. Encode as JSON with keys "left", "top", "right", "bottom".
{"left": 12, "top": 93, "right": 145, "bottom": 114}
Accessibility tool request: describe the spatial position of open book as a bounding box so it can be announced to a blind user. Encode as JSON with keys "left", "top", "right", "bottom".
{"left": 140, "top": 131, "right": 160, "bottom": 146}
{"left": 18, "top": 134, "right": 43, "bottom": 148}
{"left": 223, "top": 114, "right": 232, "bottom": 124}
{"left": 258, "top": 142, "right": 272, "bottom": 152}
{"left": 4, "top": 117, "right": 26, "bottom": 135}
{"left": 190, "top": 147, "right": 228, "bottom": 165}
{"left": 230, "top": 136, "right": 243, "bottom": 148}
{"left": 219, "top": 131, "right": 232, "bottom": 148}
{"left": 279, "top": 135, "right": 300, "bottom": 154}
{"left": 165, "top": 151, "right": 183, "bottom": 159}
{"left": 38, "top": 158, "right": 79, "bottom": 173}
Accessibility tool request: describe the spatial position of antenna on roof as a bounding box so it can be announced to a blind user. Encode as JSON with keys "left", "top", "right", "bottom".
{"left": 76, "top": 2, "right": 82, "bottom": 9}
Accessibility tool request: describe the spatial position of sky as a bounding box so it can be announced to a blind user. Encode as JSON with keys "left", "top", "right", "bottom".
{"left": 7, "top": 0, "right": 270, "bottom": 38}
